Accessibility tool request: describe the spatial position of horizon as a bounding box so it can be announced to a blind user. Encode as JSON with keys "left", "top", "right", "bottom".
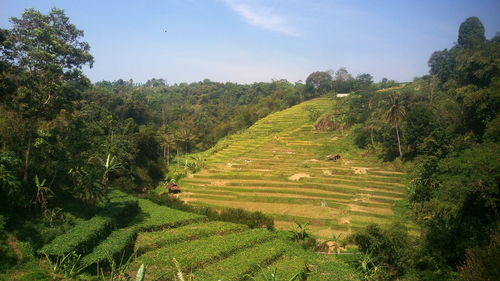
{"left": 2, "top": 0, "right": 500, "bottom": 84}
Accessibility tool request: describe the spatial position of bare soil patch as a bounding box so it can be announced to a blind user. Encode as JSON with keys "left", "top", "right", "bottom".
{"left": 339, "top": 217, "right": 351, "bottom": 225}
{"left": 352, "top": 167, "right": 369, "bottom": 174}
{"left": 288, "top": 173, "right": 311, "bottom": 181}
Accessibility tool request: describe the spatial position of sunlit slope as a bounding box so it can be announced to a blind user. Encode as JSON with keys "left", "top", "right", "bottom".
{"left": 180, "top": 97, "right": 408, "bottom": 238}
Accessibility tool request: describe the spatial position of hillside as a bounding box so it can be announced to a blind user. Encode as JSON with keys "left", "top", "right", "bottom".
{"left": 178, "top": 97, "right": 410, "bottom": 239}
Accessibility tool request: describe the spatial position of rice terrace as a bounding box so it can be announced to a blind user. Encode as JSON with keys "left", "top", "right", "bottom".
{"left": 177, "top": 97, "right": 411, "bottom": 239}
{"left": 1, "top": 1, "right": 499, "bottom": 281}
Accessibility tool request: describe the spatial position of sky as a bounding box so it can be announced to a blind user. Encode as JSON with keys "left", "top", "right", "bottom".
{"left": 1, "top": 0, "right": 500, "bottom": 84}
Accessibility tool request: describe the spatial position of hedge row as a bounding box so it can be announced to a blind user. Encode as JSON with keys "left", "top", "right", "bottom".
{"left": 145, "top": 193, "right": 274, "bottom": 230}
{"left": 133, "top": 229, "right": 275, "bottom": 280}
{"left": 108, "top": 190, "right": 206, "bottom": 231}
{"left": 81, "top": 227, "right": 137, "bottom": 266}
{"left": 193, "top": 239, "right": 287, "bottom": 281}
{"left": 39, "top": 201, "right": 138, "bottom": 256}
{"left": 269, "top": 255, "right": 308, "bottom": 281}
{"left": 134, "top": 198, "right": 205, "bottom": 231}
{"left": 76, "top": 190, "right": 205, "bottom": 266}
{"left": 135, "top": 221, "right": 248, "bottom": 255}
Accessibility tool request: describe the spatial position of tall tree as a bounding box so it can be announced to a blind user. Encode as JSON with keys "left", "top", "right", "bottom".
{"left": 458, "top": 16, "right": 486, "bottom": 49}
{"left": 305, "top": 71, "right": 333, "bottom": 96}
{"left": 385, "top": 94, "right": 406, "bottom": 157}
{"left": 0, "top": 8, "right": 93, "bottom": 183}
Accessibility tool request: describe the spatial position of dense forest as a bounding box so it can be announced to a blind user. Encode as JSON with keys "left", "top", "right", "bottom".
{"left": 336, "top": 16, "right": 499, "bottom": 281}
{"left": 0, "top": 7, "right": 498, "bottom": 281}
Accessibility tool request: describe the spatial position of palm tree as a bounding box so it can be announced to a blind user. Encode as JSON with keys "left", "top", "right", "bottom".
{"left": 162, "top": 133, "right": 177, "bottom": 166}
{"left": 385, "top": 94, "right": 406, "bottom": 158}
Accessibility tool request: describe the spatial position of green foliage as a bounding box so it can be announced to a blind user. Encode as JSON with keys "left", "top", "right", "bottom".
{"left": 145, "top": 192, "right": 275, "bottom": 230}
{"left": 289, "top": 222, "right": 310, "bottom": 241}
{"left": 135, "top": 221, "right": 248, "bottom": 254}
{"left": 415, "top": 143, "right": 499, "bottom": 265}
{"left": 458, "top": 17, "right": 486, "bottom": 49}
{"left": 458, "top": 233, "right": 500, "bottom": 281}
{"left": 133, "top": 229, "right": 275, "bottom": 280}
{"left": 196, "top": 239, "right": 288, "bottom": 281}
{"left": 82, "top": 227, "right": 137, "bottom": 266}
{"left": 44, "top": 251, "right": 90, "bottom": 279}
{"left": 305, "top": 71, "right": 333, "bottom": 95}
{"left": 304, "top": 105, "right": 321, "bottom": 122}
{"left": 98, "top": 249, "right": 137, "bottom": 281}
{"left": 39, "top": 201, "right": 138, "bottom": 256}
{"left": 0, "top": 152, "right": 22, "bottom": 204}
{"left": 350, "top": 223, "right": 415, "bottom": 280}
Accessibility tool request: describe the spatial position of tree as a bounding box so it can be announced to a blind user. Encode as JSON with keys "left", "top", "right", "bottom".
{"left": 385, "top": 94, "right": 406, "bottom": 157}
{"left": 305, "top": 71, "right": 333, "bottom": 96}
{"left": 421, "top": 143, "right": 499, "bottom": 266}
{"left": 333, "top": 67, "right": 355, "bottom": 93}
{"left": 350, "top": 223, "right": 415, "bottom": 280}
{"left": 355, "top": 73, "right": 374, "bottom": 89}
{"left": 0, "top": 8, "right": 93, "bottom": 182}
{"left": 458, "top": 17, "right": 486, "bottom": 49}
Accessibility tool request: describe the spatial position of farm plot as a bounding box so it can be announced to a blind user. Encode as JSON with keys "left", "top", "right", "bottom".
{"left": 179, "top": 97, "right": 411, "bottom": 238}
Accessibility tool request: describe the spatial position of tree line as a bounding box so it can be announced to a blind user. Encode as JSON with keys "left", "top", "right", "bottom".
{"left": 337, "top": 16, "right": 499, "bottom": 281}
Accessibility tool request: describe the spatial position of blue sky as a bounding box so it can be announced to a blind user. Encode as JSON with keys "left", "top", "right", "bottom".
{"left": 2, "top": 0, "right": 500, "bottom": 84}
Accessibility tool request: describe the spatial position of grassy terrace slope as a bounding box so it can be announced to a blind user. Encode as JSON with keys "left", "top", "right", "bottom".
{"left": 179, "top": 97, "right": 409, "bottom": 239}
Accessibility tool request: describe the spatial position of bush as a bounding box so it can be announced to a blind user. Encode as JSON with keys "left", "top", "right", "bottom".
{"left": 81, "top": 227, "right": 137, "bottom": 266}
{"left": 145, "top": 193, "right": 275, "bottom": 230}
{"left": 459, "top": 233, "right": 500, "bottom": 281}
{"left": 350, "top": 223, "right": 415, "bottom": 280}
{"left": 39, "top": 201, "right": 138, "bottom": 256}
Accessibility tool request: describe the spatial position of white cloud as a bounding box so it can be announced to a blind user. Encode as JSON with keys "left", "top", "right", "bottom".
{"left": 222, "top": 0, "right": 299, "bottom": 37}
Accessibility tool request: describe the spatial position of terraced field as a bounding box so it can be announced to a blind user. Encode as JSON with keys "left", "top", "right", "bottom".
{"left": 35, "top": 189, "right": 357, "bottom": 280}
{"left": 179, "top": 97, "right": 409, "bottom": 239}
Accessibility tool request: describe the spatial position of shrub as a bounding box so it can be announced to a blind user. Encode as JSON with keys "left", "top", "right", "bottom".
{"left": 82, "top": 227, "right": 137, "bottom": 266}
{"left": 39, "top": 201, "right": 138, "bottom": 256}
{"left": 458, "top": 233, "right": 500, "bottom": 281}
{"left": 145, "top": 193, "right": 275, "bottom": 230}
{"left": 350, "top": 223, "right": 415, "bottom": 280}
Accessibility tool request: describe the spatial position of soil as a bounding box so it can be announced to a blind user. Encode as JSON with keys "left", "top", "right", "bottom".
{"left": 288, "top": 173, "right": 311, "bottom": 181}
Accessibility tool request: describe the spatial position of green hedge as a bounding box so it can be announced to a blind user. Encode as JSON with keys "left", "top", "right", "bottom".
{"left": 193, "top": 239, "right": 287, "bottom": 281}
{"left": 135, "top": 221, "right": 248, "bottom": 254}
{"left": 145, "top": 193, "right": 274, "bottom": 230}
{"left": 269, "top": 255, "right": 308, "bottom": 281}
{"left": 134, "top": 198, "right": 205, "bottom": 231}
{"left": 132, "top": 229, "right": 275, "bottom": 280}
{"left": 81, "top": 227, "right": 137, "bottom": 266}
{"left": 108, "top": 189, "right": 206, "bottom": 231}
{"left": 39, "top": 201, "right": 138, "bottom": 256}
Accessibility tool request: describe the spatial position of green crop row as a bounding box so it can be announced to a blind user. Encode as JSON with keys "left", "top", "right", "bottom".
{"left": 135, "top": 221, "right": 248, "bottom": 255}
{"left": 306, "top": 253, "right": 359, "bottom": 281}
{"left": 81, "top": 227, "right": 137, "bottom": 266}
{"left": 39, "top": 201, "right": 138, "bottom": 256}
{"left": 132, "top": 229, "right": 275, "bottom": 280}
{"left": 108, "top": 189, "right": 206, "bottom": 231}
{"left": 134, "top": 197, "right": 205, "bottom": 231}
{"left": 193, "top": 239, "right": 288, "bottom": 281}
{"left": 268, "top": 255, "right": 308, "bottom": 281}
